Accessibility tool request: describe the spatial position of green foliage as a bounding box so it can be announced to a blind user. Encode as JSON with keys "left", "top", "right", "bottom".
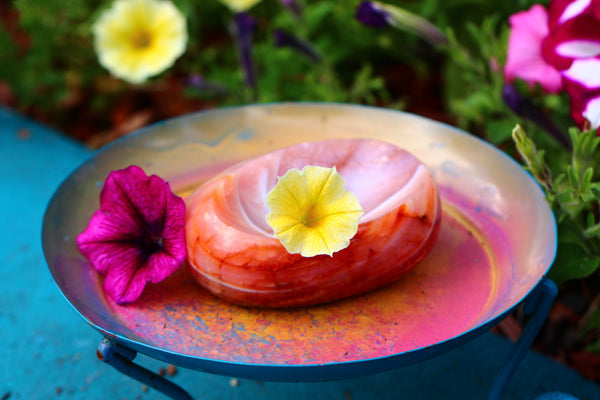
{"left": 441, "top": 15, "right": 512, "bottom": 143}
{"left": 513, "top": 125, "right": 600, "bottom": 285}
{"left": 8, "top": 0, "right": 104, "bottom": 108}
{"left": 3, "top": 0, "right": 412, "bottom": 126}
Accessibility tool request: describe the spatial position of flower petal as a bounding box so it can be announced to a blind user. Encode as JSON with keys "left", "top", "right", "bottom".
{"left": 542, "top": 15, "right": 600, "bottom": 70}
{"left": 563, "top": 58, "right": 600, "bottom": 89}
{"left": 562, "top": 77, "right": 600, "bottom": 131}
{"left": 219, "top": 0, "right": 262, "bottom": 12}
{"left": 266, "top": 166, "right": 363, "bottom": 257}
{"left": 103, "top": 246, "right": 150, "bottom": 303}
{"left": 77, "top": 212, "right": 142, "bottom": 274}
{"left": 504, "top": 5, "right": 563, "bottom": 93}
{"left": 582, "top": 94, "right": 600, "bottom": 129}
{"left": 77, "top": 165, "right": 186, "bottom": 304}
{"left": 355, "top": 1, "right": 391, "bottom": 28}
{"left": 548, "top": 0, "right": 592, "bottom": 28}
{"left": 93, "top": 0, "right": 187, "bottom": 84}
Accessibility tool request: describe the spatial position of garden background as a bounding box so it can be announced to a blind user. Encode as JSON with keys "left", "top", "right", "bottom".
{"left": 1, "top": 0, "right": 600, "bottom": 383}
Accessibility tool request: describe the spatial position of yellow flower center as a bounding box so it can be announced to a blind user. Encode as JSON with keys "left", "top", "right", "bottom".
{"left": 303, "top": 206, "right": 322, "bottom": 228}
{"left": 266, "top": 166, "right": 364, "bottom": 257}
{"left": 131, "top": 30, "right": 153, "bottom": 49}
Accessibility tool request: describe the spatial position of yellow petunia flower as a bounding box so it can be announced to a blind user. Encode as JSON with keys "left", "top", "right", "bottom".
{"left": 218, "top": 0, "right": 263, "bottom": 13}
{"left": 93, "top": 0, "right": 187, "bottom": 84}
{"left": 266, "top": 166, "right": 364, "bottom": 257}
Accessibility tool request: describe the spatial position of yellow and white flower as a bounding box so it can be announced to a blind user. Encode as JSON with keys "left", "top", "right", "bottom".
{"left": 218, "top": 0, "right": 262, "bottom": 13}
{"left": 266, "top": 166, "right": 364, "bottom": 257}
{"left": 92, "top": 0, "right": 187, "bottom": 84}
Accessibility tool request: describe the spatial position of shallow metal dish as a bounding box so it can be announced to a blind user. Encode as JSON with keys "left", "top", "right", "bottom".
{"left": 42, "top": 103, "right": 556, "bottom": 381}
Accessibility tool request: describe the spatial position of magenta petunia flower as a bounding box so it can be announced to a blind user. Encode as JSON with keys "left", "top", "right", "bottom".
{"left": 77, "top": 165, "right": 186, "bottom": 304}
{"left": 582, "top": 94, "right": 600, "bottom": 129}
{"left": 542, "top": 1, "right": 600, "bottom": 72}
{"left": 563, "top": 78, "right": 600, "bottom": 131}
{"left": 541, "top": 0, "right": 600, "bottom": 131}
{"left": 504, "top": 4, "right": 564, "bottom": 93}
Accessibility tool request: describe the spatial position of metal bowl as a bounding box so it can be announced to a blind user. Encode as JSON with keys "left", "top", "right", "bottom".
{"left": 42, "top": 103, "right": 556, "bottom": 381}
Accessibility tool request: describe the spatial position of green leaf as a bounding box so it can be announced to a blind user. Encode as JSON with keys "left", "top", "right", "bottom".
{"left": 547, "top": 242, "right": 600, "bottom": 285}
{"left": 584, "top": 215, "right": 600, "bottom": 238}
{"left": 512, "top": 124, "right": 553, "bottom": 190}
{"left": 581, "top": 168, "right": 594, "bottom": 193}
{"left": 567, "top": 165, "right": 579, "bottom": 189}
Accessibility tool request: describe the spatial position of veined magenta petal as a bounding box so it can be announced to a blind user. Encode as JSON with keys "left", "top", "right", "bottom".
{"left": 103, "top": 248, "right": 150, "bottom": 304}
{"left": 101, "top": 166, "right": 169, "bottom": 232}
{"left": 77, "top": 165, "right": 186, "bottom": 304}
{"left": 77, "top": 233, "right": 135, "bottom": 276}
{"left": 504, "top": 4, "right": 563, "bottom": 93}
{"left": 146, "top": 251, "right": 182, "bottom": 283}
{"left": 163, "top": 191, "right": 187, "bottom": 247}
{"left": 563, "top": 58, "right": 600, "bottom": 88}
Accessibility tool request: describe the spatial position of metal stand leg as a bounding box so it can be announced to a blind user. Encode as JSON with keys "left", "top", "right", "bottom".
{"left": 488, "top": 278, "right": 558, "bottom": 400}
{"left": 97, "top": 337, "right": 194, "bottom": 400}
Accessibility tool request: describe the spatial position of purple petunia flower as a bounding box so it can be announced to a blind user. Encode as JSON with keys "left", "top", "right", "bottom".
{"left": 77, "top": 165, "right": 186, "bottom": 304}
{"left": 355, "top": 1, "right": 447, "bottom": 46}
{"left": 233, "top": 12, "right": 257, "bottom": 88}
{"left": 355, "top": 1, "right": 390, "bottom": 28}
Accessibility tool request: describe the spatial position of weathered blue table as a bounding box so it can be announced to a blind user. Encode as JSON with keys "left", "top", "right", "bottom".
{"left": 1, "top": 106, "right": 599, "bottom": 399}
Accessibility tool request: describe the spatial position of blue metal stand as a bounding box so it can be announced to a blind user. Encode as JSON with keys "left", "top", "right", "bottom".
{"left": 97, "top": 338, "right": 194, "bottom": 400}
{"left": 489, "top": 278, "right": 559, "bottom": 400}
{"left": 96, "top": 278, "right": 559, "bottom": 400}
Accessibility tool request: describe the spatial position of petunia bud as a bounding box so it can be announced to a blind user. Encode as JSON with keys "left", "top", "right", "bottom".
{"left": 232, "top": 12, "right": 257, "bottom": 88}
{"left": 355, "top": 1, "right": 447, "bottom": 47}
{"left": 273, "top": 29, "right": 321, "bottom": 63}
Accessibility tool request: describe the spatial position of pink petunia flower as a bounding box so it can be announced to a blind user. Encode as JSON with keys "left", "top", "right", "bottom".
{"left": 77, "top": 165, "right": 186, "bottom": 304}
{"left": 504, "top": 4, "right": 564, "bottom": 93}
